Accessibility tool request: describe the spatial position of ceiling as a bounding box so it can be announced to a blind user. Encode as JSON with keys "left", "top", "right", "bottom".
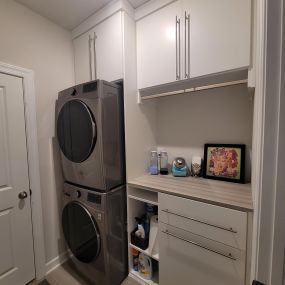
{"left": 15, "top": 0, "right": 149, "bottom": 30}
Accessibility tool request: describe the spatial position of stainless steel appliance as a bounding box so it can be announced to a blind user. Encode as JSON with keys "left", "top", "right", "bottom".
{"left": 56, "top": 80, "right": 125, "bottom": 191}
{"left": 62, "top": 182, "right": 128, "bottom": 285}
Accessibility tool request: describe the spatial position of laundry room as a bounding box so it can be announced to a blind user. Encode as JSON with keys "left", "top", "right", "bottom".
{"left": 0, "top": 0, "right": 284, "bottom": 285}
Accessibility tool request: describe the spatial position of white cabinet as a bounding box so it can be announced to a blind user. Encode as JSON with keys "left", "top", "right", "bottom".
{"left": 158, "top": 193, "right": 248, "bottom": 285}
{"left": 74, "top": 12, "right": 123, "bottom": 85}
{"left": 74, "top": 31, "right": 92, "bottom": 85}
{"left": 185, "top": 0, "right": 251, "bottom": 78}
{"left": 136, "top": 1, "right": 181, "bottom": 89}
{"left": 159, "top": 223, "right": 246, "bottom": 285}
{"left": 136, "top": 0, "right": 251, "bottom": 89}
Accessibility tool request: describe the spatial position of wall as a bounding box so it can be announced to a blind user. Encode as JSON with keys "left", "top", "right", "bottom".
{"left": 156, "top": 84, "right": 253, "bottom": 182}
{"left": 0, "top": 0, "right": 75, "bottom": 268}
{"left": 122, "top": 11, "right": 157, "bottom": 180}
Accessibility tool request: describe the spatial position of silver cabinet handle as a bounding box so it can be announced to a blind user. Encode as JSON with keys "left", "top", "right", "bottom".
{"left": 161, "top": 209, "right": 237, "bottom": 234}
{"left": 175, "top": 16, "right": 181, "bottom": 80}
{"left": 88, "top": 35, "right": 93, "bottom": 80}
{"left": 93, "top": 32, "right": 97, "bottom": 80}
{"left": 162, "top": 229, "right": 236, "bottom": 261}
{"left": 184, "top": 11, "right": 190, "bottom": 78}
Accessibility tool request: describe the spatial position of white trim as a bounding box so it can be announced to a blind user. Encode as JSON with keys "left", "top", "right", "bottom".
{"left": 45, "top": 251, "right": 71, "bottom": 275}
{"left": 0, "top": 62, "right": 46, "bottom": 280}
{"left": 251, "top": 0, "right": 285, "bottom": 284}
{"left": 250, "top": 0, "right": 266, "bottom": 281}
{"left": 72, "top": 0, "right": 134, "bottom": 39}
{"left": 134, "top": 0, "right": 175, "bottom": 21}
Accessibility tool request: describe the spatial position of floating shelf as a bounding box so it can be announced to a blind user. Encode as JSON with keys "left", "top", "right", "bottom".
{"left": 139, "top": 67, "right": 251, "bottom": 101}
{"left": 129, "top": 243, "right": 159, "bottom": 261}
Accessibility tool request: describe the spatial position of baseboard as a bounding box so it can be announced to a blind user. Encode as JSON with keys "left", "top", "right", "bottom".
{"left": 45, "top": 250, "right": 71, "bottom": 275}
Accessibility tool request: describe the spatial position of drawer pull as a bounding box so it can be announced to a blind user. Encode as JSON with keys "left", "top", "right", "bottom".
{"left": 162, "top": 230, "right": 236, "bottom": 261}
{"left": 161, "top": 209, "right": 237, "bottom": 234}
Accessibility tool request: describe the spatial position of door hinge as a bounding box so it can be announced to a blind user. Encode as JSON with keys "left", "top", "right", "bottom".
{"left": 252, "top": 281, "right": 266, "bottom": 285}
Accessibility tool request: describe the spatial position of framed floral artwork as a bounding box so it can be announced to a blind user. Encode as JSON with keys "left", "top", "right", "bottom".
{"left": 203, "top": 144, "right": 245, "bottom": 183}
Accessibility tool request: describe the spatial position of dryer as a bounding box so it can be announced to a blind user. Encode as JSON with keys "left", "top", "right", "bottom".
{"left": 56, "top": 80, "right": 125, "bottom": 191}
{"left": 62, "top": 182, "right": 128, "bottom": 285}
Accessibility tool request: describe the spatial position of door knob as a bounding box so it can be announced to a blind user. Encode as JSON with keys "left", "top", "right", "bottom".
{"left": 18, "top": 191, "right": 28, "bottom": 200}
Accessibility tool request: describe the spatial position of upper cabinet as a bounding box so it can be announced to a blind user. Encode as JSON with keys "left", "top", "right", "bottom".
{"left": 136, "top": 0, "right": 251, "bottom": 89}
{"left": 74, "top": 12, "right": 123, "bottom": 85}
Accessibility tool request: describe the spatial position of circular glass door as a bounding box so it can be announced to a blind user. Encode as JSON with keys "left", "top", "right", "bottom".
{"left": 62, "top": 202, "right": 100, "bottom": 263}
{"left": 57, "top": 100, "right": 96, "bottom": 163}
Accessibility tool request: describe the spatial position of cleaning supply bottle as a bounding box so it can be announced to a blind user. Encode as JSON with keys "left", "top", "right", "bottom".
{"left": 138, "top": 253, "right": 152, "bottom": 280}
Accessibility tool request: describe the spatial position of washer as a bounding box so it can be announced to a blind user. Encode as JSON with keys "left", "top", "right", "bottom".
{"left": 56, "top": 80, "right": 125, "bottom": 191}
{"left": 62, "top": 182, "right": 128, "bottom": 285}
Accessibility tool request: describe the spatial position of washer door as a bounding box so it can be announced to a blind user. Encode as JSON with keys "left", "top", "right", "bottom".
{"left": 62, "top": 201, "right": 101, "bottom": 263}
{"left": 57, "top": 100, "right": 96, "bottom": 163}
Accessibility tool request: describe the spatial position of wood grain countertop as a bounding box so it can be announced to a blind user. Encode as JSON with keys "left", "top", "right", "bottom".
{"left": 128, "top": 174, "right": 253, "bottom": 212}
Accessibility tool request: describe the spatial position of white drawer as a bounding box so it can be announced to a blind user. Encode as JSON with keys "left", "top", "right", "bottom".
{"left": 159, "top": 193, "right": 247, "bottom": 250}
{"left": 159, "top": 222, "right": 246, "bottom": 285}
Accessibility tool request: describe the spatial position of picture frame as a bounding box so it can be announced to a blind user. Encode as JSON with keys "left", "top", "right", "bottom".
{"left": 203, "top": 144, "right": 245, "bottom": 183}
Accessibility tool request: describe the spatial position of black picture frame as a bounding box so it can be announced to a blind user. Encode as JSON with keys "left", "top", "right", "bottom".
{"left": 203, "top": 144, "right": 246, "bottom": 183}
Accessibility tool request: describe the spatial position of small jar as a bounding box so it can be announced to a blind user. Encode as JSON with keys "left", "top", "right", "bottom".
{"left": 149, "top": 151, "right": 159, "bottom": 175}
{"left": 160, "top": 151, "right": 169, "bottom": 175}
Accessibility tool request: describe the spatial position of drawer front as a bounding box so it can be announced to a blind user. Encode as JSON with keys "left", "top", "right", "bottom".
{"left": 159, "top": 193, "right": 247, "bottom": 250}
{"left": 159, "top": 223, "right": 246, "bottom": 285}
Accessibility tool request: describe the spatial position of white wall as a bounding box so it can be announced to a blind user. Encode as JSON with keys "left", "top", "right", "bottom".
{"left": 0, "top": 0, "right": 75, "bottom": 267}
{"left": 156, "top": 84, "right": 253, "bottom": 182}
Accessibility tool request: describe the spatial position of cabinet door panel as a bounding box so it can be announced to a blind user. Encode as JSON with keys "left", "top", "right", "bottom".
{"left": 185, "top": 0, "right": 251, "bottom": 77}
{"left": 136, "top": 1, "right": 182, "bottom": 89}
{"left": 74, "top": 32, "right": 92, "bottom": 85}
{"left": 92, "top": 12, "right": 123, "bottom": 82}
{"left": 159, "top": 223, "right": 246, "bottom": 285}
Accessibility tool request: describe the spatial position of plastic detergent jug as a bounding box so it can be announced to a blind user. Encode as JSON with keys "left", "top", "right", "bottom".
{"left": 138, "top": 253, "right": 152, "bottom": 280}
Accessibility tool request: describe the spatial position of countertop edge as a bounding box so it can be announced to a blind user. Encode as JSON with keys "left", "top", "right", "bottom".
{"left": 128, "top": 181, "right": 254, "bottom": 213}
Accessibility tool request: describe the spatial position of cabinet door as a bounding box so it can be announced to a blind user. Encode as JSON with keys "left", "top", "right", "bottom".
{"left": 91, "top": 12, "right": 123, "bottom": 82}
{"left": 159, "top": 223, "right": 246, "bottom": 285}
{"left": 185, "top": 0, "right": 251, "bottom": 78}
{"left": 74, "top": 31, "right": 92, "bottom": 85}
{"left": 136, "top": 1, "right": 182, "bottom": 89}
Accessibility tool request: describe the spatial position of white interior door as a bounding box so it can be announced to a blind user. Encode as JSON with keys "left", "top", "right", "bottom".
{"left": 0, "top": 73, "right": 35, "bottom": 285}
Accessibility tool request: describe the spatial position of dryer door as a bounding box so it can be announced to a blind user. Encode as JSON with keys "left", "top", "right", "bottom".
{"left": 62, "top": 201, "right": 101, "bottom": 263}
{"left": 57, "top": 99, "right": 96, "bottom": 163}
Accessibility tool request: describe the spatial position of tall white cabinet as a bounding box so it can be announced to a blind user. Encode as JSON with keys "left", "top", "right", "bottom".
{"left": 73, "top": 11, "right": 123, "bottom": 85}
{"left": 136, "top": 0, "right": 251, "bottom": 89}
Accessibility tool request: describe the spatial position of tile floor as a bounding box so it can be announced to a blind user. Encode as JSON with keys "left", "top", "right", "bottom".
{"left": 29, "top": 260, "right": 140, "bottom": 285}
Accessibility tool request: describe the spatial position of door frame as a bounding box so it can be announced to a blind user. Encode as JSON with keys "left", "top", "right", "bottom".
{"left": 251, "top": 0, "right": 285, "bottom": 284}
{"left": 0, "top": 62, "right": 46, "bottom": 280}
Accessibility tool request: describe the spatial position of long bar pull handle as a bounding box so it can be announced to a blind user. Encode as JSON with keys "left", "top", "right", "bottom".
{"left": 162, "top": 230, "right": 236, "bottom": 261}
{"left": 178, "top": 17, "right": 181, "bottom": 80}
{"left": 88, "top": 35, "right": 93, "bottom": 80}
{"left": 175, "top": 16, "right": 179, "bottom": 80}
{"left": 161, "top": 209, "right": 237, "bottom": 234}
{"left": 176, "top": 16, "right": 181, "bottom": 80}
{"left": 93, "top": 32, "right": 97, "bottom": 80}
{"left": 184, "top": 11, "right": 190, "bottom": 78}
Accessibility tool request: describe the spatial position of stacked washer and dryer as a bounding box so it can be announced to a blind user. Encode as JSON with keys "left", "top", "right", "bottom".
{"left": 56, "top": 80, "right": 128, "bottom": 285}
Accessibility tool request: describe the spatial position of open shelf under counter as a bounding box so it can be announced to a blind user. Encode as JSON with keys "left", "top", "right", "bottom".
{"left": 128, "top": 174, "right": 253, "bottom": 212}
{"left": 129, "top": 243, "right": 159, "bottom": 261}
{"left": 129, "top": 270, "right": 159, "bottom": 285}
{"left": 128, "top": 186, "right": 158, "bottom": 205}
